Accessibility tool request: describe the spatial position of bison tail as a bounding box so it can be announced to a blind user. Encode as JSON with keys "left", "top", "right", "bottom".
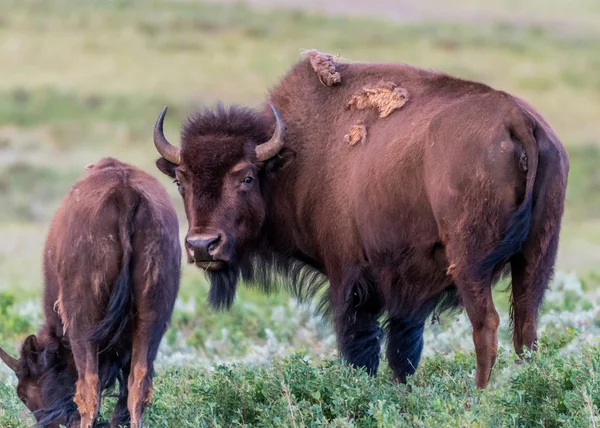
{"left": 89, "top": 195, "right": 141, "bottom": 350}
{"left": 478, "top": 111, "right": 539, "bottom": 277}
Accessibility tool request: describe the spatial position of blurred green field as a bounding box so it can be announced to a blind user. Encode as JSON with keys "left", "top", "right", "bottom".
{"left": 0, "top": 0, "right": 599, "bottom": 426}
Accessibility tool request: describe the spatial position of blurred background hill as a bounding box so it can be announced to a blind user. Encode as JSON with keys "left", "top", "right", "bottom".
{"left": 1, "top": 0, "right": 599, "bottom": 298}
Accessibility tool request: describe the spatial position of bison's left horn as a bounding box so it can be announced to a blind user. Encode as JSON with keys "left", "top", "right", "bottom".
{"left": 154, "top": 106, "right": 181, "bottom": 165}
{"left": 256, "top": 102, "right": 285, "bottom": 162}
{"left": 0, "top": 346, "right": 19, "bottom": 373}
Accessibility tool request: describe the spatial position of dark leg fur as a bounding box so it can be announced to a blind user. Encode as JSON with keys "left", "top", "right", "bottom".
{"left": 511, "top": 230, "right": 560, "bottom": 357}
{"left": 385, "top": 317, "right": 426, "bottom": 382}
{"left": 110, "top": 360, "right": 132, "bottom": 428}
{"left": 333, "top": 267, "right": 383, "bottom": 376}
{"left": 338, "top": 316, "right": 383, "bottom": 375}
{"left": 511, "top": 137, "right": 567, "bottom": 358}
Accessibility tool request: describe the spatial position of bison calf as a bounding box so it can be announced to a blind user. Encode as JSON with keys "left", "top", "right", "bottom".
{"left": 0, "top": 157, "right": 181, "bottom": 427}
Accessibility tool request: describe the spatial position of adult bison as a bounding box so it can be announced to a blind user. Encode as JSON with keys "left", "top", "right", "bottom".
{"left": 0, "top": 158, "right": 181, "bottom": 427}
{"left": 153, "top": 51, "right": 568, "bottom": 388}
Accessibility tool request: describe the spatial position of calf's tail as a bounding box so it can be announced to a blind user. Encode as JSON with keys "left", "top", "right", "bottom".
{"left": 89, "top": 194, "right": 141, "bottom": 350}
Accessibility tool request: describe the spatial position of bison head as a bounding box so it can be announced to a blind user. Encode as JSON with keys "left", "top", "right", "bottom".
{"left": 0, "top": 335, "right": 76, "bottom": 426}
{"left": 154, "top": 103, "right": 287, "bottom": 309}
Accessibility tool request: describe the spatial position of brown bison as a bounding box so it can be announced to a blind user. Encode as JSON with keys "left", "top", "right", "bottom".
{"left": 153, "top": 52, "right": 568, "bottom": 388}
{"left": 0, "top": 158, "right": 181, "bottom": 427}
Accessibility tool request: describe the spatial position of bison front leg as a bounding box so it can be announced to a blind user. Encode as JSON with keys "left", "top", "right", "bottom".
{"left": 332, "top": 268, "right": 383, "bottom": 376}
{"left": 456, "top": 277, "right": 500, "bottom": 389}
{"left": 385, "top": 316, "right": 426, "bottom": 383}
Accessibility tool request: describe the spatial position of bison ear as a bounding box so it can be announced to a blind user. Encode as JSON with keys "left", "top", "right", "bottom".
{"left": 21, "top": 335, "right": 39, "bottom": 369}
{"left": 261, "top": 147, "right": 296, "bottom": 176}
{"left": 156, "top": 158, "right": 177, "bottom": 178}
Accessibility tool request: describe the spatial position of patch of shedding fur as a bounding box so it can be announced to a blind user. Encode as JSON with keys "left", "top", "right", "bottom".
{"left": 128, "top": 363, "right": 149, "bottom": 424}
{"left": 343, "top": 121, "right": 367, "bottom": 146}
{"left": 91, "top": 270, "right": 105, "bottom": 299}
{"left": 446, "top": 263, "right": 457, "bottom": 277}
{"left": 301, "top": 49, "right": 341, "bottom": 87}
{"left": 143, "top": 240, "right": 163, "bottom": 294}
{"left": 74, "top": 373, "right": 99, "bottom": 422}
{"left": 347, "top": 81, "right": 409, "bottom": 118}
{"left": 53, "top": 297, "right": 68, "bottom": 335}
{"left": 144, "top": 386, "right": 154, "bottom": 405}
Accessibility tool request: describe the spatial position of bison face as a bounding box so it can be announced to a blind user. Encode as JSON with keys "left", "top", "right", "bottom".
{"left": 153, "top": 104, "right": 285, "bottom": 309}
{"left": 1, "top": 335, "right": 74, "bottom": 426}
{"left": 166, "top": 154, "right": 266, "bottom": 272}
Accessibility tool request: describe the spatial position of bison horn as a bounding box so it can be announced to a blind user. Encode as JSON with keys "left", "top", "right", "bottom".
{"left": 256, "top": 102, "right": 285, "bottom": 162}
{"left": 154, "top": 106, "right": 181, "bottom": 165}
{"left": 0, "top": 346, "right": 19, "bottom": 373}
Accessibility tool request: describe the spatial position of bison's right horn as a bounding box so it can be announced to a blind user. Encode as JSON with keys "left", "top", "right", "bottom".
{"left": 154, "top": 106, "right": 181, "bottom": 165}
{"left": 256, "top": 103, "right": 285, "bottom": 162}
{"left": 0, "top": 346, "right": 19, "bottom": 373}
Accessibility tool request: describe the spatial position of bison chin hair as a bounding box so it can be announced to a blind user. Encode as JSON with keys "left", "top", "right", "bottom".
{"left": 206, "top": 267, "right": 240, "bottom": 310}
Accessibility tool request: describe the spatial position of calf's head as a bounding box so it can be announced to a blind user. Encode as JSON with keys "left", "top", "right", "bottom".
{"left": 154, "top": 104, "right": 287, "bottom": 308}
{"left": 0, "top": 335, "right": 75, "bottom": 426}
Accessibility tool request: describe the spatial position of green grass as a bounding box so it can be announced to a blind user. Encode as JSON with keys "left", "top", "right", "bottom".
{"left": 143, "top": 341, "right": 600, "bottom": 427}
{"left": 0, "top": 0, "right": 599, "bottom": 426}
{"left": 2, "top": 335, "right": 598, "bottom": 427}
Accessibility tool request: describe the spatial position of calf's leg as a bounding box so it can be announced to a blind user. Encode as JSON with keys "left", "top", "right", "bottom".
{"left": 71, "top": 341, "right": 101, "bottom": 428}
{"left": 127, "top": 318, "right": 164, "bottom": 428}
{"left": 110, "top": 356, "right": 132, "bottom": 428}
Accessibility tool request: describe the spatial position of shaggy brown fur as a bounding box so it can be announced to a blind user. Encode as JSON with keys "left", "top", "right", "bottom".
{"left": 154, "top": 54, "right": 568, "bottom": 390}
{"left": 343, "top": 121, "right": 367, "bottom": 146}
{"left": 302, "top": 49, "right": 342, "bottom": 86}
{"left": 0, "top": 158, "right": 181, "bottom": 427}
{"left": 347, "top": 81, "right": 409, "bottom": 118}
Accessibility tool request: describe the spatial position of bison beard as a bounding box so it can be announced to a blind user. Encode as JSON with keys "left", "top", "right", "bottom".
{"left": 207, "top": 267, "right": 240, "bottom": 310}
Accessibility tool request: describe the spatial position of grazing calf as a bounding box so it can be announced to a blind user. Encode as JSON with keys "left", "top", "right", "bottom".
{"left": 0, "top": 157, "right": 181, "bottom": 427}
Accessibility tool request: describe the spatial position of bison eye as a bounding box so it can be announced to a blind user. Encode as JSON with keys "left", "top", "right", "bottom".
{"left": 243, "top": 176, "right": 254, "bottom": 185}
{"left": 19, "top": 395, "right": 27, "bottom": 405}
{"left": 173, "top": 179, "right": 181, "bottom": 188}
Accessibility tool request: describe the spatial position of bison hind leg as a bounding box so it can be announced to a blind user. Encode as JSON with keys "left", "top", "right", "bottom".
{"left": 109, "top": 355, "right": 132, "bottom": 428}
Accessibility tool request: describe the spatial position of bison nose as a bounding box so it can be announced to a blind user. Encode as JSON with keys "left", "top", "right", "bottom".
{"left": 186, "top": 233, "right": 222, "bottom": 259}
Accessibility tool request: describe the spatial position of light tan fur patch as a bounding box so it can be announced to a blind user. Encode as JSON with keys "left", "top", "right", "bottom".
{"left": 343, "top": 121, "right": 367, "bottom": 146}
{"left": 144, "top": 386, "right": 154, "bottom": 405}
{"left": 53, "top": 297, "right": 68, "bottom": 334}
{"left": 144, "top": 241, "right": 162, "bottom": 294}
{"left": 74, "top": 373, "right": 99, "bottom": 424}
{"left": 129, "top": 363, "right": 149, "bottom": 406}
{"left": 347, "top": 81, "right": 409, "bottom": 118}
{"left": 301, "top": 49, "right": 341, "bottom": 86}
{"left": 446, "top": 263, "right": 457, "bottom": 277}
{"left": 128, "top": 363, "right": 149, "bottom": 424}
